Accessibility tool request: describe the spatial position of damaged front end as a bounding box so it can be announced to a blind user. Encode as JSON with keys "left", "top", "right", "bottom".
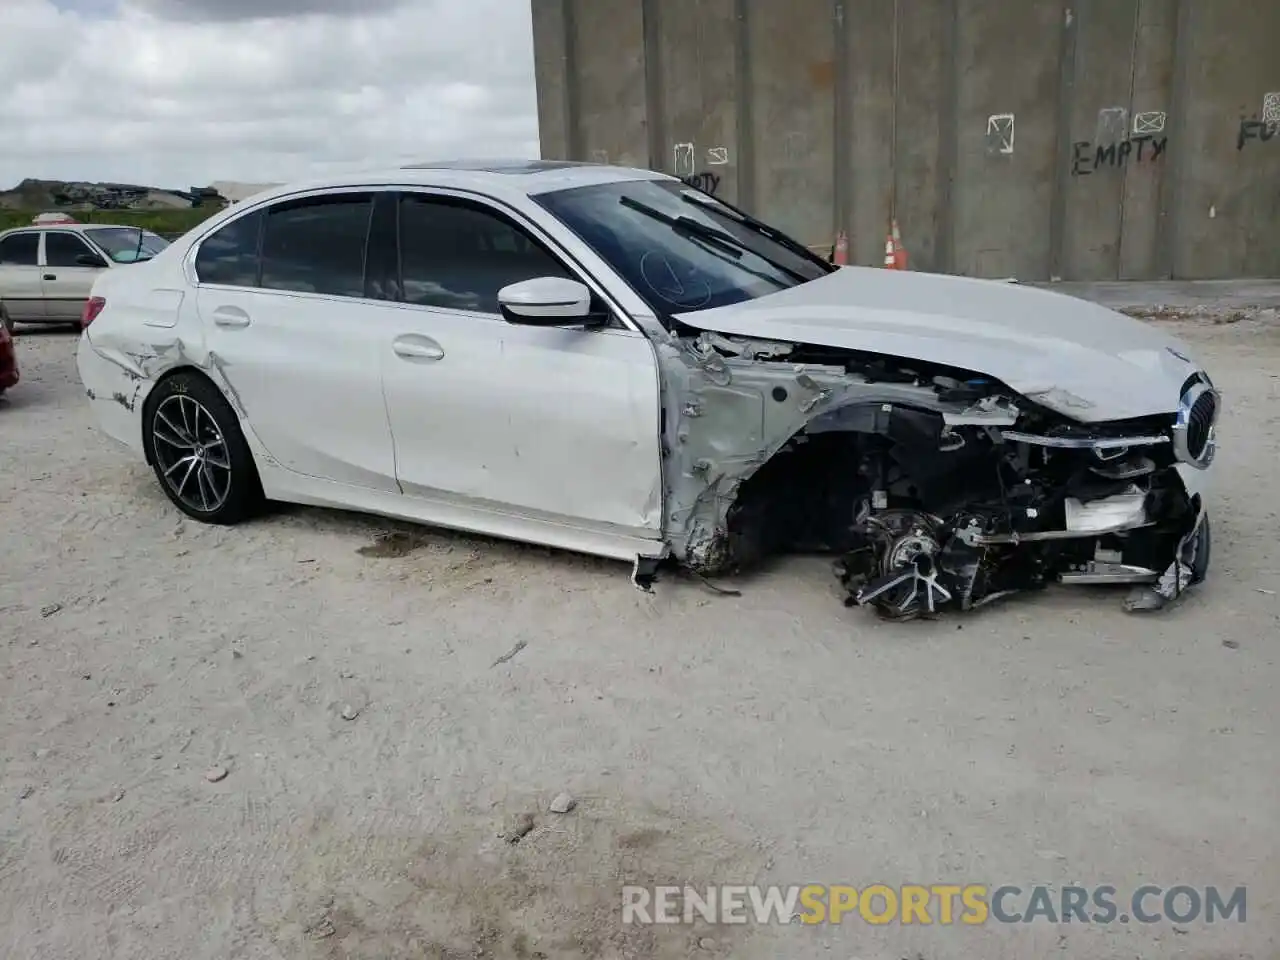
{"left": 661, "top": 331, "right": 1218, "bottom": 619}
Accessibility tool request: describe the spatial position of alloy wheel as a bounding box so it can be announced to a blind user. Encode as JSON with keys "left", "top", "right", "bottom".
{"left": 151, "top": 394, "right": 233, "bottom": 513}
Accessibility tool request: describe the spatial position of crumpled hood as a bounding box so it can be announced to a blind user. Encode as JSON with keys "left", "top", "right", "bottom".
{"left": 675, "top": 266, "right": 1203, "bottom": 422}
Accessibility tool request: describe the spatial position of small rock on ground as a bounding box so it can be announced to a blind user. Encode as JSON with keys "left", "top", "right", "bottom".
{"left": 340, "top": 704, "right": 360, "bottom": 721}
{"left": 205, "top": 766, "right": 229, "bottom": 783}
{"left": 549, "top": 792, "right": 577, "bottom": 814}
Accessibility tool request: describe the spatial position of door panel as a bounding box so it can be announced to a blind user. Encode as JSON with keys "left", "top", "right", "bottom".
{"left": 41, "top": 231, "right": 105, "bottom": 321}
{"left": 41, "top": 268, "right": 100, "bottom": 321}
{"left": 197, "top": 287, "right": 401, "bottom": 492}
{"left": 192, "top": 191, "right": 399, "bottom": 493}
{"left": 0, "top": 266, "right": 46, "bottom": 320}
{"left": 384, "top": 308, "right": 662, "bottom": 533}
{"left": 382, "top": 307, "right": 505, "bottom": 500}
{"left": 0, "top": 232, "right": 46, "bottom": 320}
{"left": 487, "top": 322, "right": 662, "bottom": 531}
{"left": 383, "top": 191, "right": 663, "bottom": 536}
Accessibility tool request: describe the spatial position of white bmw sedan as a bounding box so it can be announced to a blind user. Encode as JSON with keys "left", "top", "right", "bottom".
{"left": 77, "top": 160, "right": 1219, "bottom": 618}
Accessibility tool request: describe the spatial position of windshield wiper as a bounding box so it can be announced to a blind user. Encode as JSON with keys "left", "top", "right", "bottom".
{"left": 619, "top": 196, "right": 794, "bottom": 291}
{"left": 619, "top": 196, "right": 809, "bottom": 285}
{"left": 677, "top": 189, "right": 834, "bottom": 272}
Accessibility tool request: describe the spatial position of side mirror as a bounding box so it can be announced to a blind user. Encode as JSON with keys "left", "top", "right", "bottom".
{"left": 497, "top": 277, "right": 604, "bottom": 327}
{"left": 76, "top": 253, "right": 108, "bottom": 268}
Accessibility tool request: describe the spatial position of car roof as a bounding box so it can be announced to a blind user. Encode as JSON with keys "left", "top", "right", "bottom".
{"left": 237, "top": 160, "right": 675, "bottom": 206}
{"left": 0, "top": 223, "right": 151, "bottom": 236}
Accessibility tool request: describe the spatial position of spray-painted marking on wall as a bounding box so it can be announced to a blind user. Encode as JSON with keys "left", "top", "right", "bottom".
{"left": 1096, "top": 107, "right": 1129, "bottom": 142}
{"left": 782, "top": 132, "right": 807, "bottom": 162}
{"left": 1237, "top": 118, "right": 1278, "bottom": 149}
{"left": 680, "top": 173, "right": 722, "bottom": 194}
{"left": 673, "top": 143, "right": 696, "bottom": 177}
{"left": 1133, "top": 111, "right": 1166, "bottom": 135}
{"left": 986, "top": 114, "right": 1015, "bottom": 154}
{"left": 669, "top": 141, "right": 728, "bottom": 192}
{"left": 1072, "top": 136, "right": 1168, "bottom": 175}
{"left": 1237, "top": 94, "right": 1280, "bottom": 149}
{"left": 1263, "top": 92, "right": 1280, "bottom": 125}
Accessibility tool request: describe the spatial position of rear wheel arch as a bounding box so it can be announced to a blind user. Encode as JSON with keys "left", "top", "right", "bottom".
{"left": 141, "top": 365, "right": 210, "bottom": 463}
{"left": 141, "top": 365, "right": 254, "bottom": 457}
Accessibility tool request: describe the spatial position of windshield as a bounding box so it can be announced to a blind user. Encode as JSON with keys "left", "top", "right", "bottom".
{"left": 534, "top": 179, "right": 831, "bottom": 317}
{"left": 84, "top": 227, "right": 170, "bottom": 263}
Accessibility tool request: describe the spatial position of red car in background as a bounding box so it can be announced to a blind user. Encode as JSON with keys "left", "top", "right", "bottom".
{"left": 0, "top": 312, "right": 19, "bottom": 395}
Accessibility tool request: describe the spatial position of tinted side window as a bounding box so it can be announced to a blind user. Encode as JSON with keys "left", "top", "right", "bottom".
{"left": 398, "top": 195, "right": 570, "bottom": 314}
{"left": 0, "top": 233, "right": 39, "bottom": 266}
{"left": 45, "top": 232, "right": 95, "bottom": 267}
{"left": 261, "top": 194, "right": 373, "bottom": 298}
{"left": 196, "top": 211, "right": 263, "bottom": 287}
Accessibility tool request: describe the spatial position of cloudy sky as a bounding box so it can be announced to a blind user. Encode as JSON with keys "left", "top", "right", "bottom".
{"left": 0, "top": 0, "right": 541, "bottom": 190}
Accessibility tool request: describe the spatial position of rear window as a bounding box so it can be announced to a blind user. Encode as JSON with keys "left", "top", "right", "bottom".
{"left": 195, "top": 211, "right": 263, "bottom": 287}
{"left": 259, "top": 194, "right": 373, "bottom": 298}
{"left": 0, "top": 233, "right": 38, "bottom": 266}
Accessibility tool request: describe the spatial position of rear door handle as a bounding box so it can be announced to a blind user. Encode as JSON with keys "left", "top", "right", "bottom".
{"left": 393, "top": 334, "right": 444, "bottom": 361}
{"left": 212, "top": 305, "right": 251, "bottom": 328}
{"left": 43, "top": 274, "right": 56, "bottom": 281}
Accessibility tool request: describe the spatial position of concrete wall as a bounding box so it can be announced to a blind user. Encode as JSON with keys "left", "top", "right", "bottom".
{"left": 531, "top": 0, "right": 1280, "bottom": 281}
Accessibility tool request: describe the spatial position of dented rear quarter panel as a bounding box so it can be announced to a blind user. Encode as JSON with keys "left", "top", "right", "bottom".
{"left": 78, "top": 262, "right": 216, "bottom": 455}
{"left": 78, "top": 331, "right": 153, "bottom": 454}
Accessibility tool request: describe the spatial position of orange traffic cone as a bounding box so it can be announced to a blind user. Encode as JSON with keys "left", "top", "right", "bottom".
{"left": 883, "top": 235, "right": 896, "bottom": 268}
{"left": 832, "top": 230, "right": 849, "bottom": 266}
{"left": 891, "top": 218, "right": 908, "bottom": 270}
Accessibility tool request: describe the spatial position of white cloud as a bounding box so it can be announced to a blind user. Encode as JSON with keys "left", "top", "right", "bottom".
{"left": 0, "top": 0, "right": 541, "bottom": 190}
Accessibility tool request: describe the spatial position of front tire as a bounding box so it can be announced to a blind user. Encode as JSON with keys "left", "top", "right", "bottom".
{"left": 143, "top": 372, "right": 260, "bottom": 524}
{"left": 1189, "top": 514, "right": 1211, "bottom": 584}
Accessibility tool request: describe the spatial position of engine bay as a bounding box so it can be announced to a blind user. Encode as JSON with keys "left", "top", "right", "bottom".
{"left": 660, "top": 330, "right": 1214, "bottom": 618}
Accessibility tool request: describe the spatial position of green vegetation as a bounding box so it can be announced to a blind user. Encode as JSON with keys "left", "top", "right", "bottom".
{"left": 0, "top": 207, "right": 222, "bottom": 237}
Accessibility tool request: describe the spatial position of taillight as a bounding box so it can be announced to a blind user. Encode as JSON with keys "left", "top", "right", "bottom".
{"left": 82, "top": 297, "right": 106, "bottom": 329}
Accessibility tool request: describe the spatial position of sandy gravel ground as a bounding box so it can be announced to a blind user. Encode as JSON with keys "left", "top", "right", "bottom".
{"left": 1, "top": 308, "right": 1278, "bottom": 960}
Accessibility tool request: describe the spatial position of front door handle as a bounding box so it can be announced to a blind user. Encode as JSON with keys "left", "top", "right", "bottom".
{"left": 212, "top": 305, "right": 251, "bottom": 328}
{"left": 43, "top": 274, "right": 56, "bottom": 281}
{"left": 393, "top": 335, "right": 445, "bottom": 361}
